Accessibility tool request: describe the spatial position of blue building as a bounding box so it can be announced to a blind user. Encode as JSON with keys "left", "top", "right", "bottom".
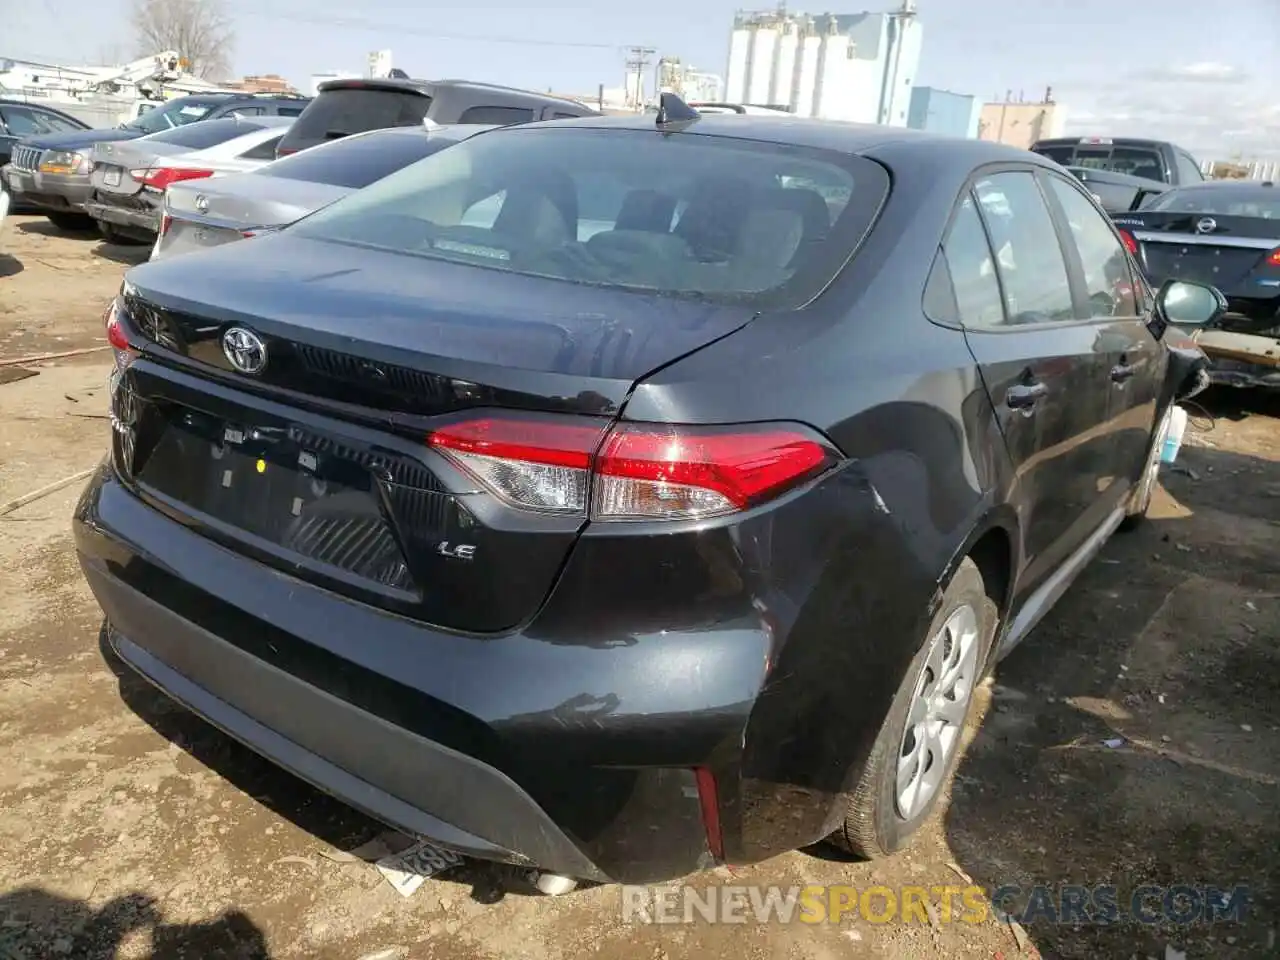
{"left": 908, "top": 86, "right": 981, "bottom": 139}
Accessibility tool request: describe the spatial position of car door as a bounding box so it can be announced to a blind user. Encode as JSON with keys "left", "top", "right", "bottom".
{"left": 948, "top": 167, "right": 1121, "bottom": 602}
{"left": 1041, "top": 169, "right": 1165, "bottom": 491}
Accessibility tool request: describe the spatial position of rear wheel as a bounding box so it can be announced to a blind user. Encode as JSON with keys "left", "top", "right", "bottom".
{"left": 828, "top": 557, "right": 997, "bottom": 859}
{"left": 46, "top": 211, "right": 94, "bottom": 232}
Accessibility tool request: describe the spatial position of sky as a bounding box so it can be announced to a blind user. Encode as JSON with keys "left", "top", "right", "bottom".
{"left": 6, "top": 0, "right": 1279, "bottom": 160}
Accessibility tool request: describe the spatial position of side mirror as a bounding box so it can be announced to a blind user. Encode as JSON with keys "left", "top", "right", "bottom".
{"left": 1156, "top": 279, "right": 1227, "bottom": 329}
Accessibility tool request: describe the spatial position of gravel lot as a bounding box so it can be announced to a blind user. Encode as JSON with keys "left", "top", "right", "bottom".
{"left": 1, "top": 215, "right": 1277, "bottom": 959}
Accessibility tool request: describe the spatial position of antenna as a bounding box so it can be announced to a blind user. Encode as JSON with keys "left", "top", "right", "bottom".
{"left": 655, "top": 91, "right": 700, "bottom": 127}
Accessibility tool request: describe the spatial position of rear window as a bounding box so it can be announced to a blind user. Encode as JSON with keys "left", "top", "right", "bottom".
{"left": 1146, "top": 187, "right": 1280, "bottom": 219}
{"left": 283, "top": 88, "right": 431, "bottom": 147}
{"left": 142, "top": 118, "right": 268, "bottom": 150}
{"left": 259, "top": 130, "right": 462, "bottom": 189}
{"left": 1035, "top": 144, "right": 1167, "bottom": 182}
{"left": 457, "top": 105, "right": 535, "bottom": 125}
{"left": 292, "top": 127, "right": 888, "bottom": 309}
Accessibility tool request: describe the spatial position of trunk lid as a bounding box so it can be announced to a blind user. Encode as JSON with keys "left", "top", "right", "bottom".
{"left": 166, "top": 174, "right": 350, "bottom": 230}
{"left": 91, "top": 140, "right": 188, "bottom": 198}
{"left": 1127, "top": 212, "right": 1280, "bottom": 291}
{"left": 115, "top": 233, "right": 757, "bottom": 633}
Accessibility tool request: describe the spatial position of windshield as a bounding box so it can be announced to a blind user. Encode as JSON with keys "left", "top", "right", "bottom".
{"left": 1146, "top": 187, "right": 1280, "bottom": 219}
{"left": 291, "top": 127, "right": 887, "bottom": 308}
{"left": 1034, "top": 144, "right": 1167, "bottom": 182}
{"left": 126, "top": 98, "right": 220, "bottom": 134}
{"left": 260, "top": 130, "right": 463, "bottom": 189}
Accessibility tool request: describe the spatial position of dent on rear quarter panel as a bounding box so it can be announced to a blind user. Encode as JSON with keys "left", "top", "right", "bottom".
{"left": 621, "top": 299, "right": 1011, "bottom": 861}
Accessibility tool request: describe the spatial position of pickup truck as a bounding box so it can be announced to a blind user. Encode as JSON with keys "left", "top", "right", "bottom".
{"left": 1031, "top": 136, "right": 1205, "bottom": 213}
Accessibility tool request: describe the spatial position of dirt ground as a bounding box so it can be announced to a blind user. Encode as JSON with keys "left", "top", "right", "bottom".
{"left": 0, "top": 214, "right": 1276, "bottom": 960}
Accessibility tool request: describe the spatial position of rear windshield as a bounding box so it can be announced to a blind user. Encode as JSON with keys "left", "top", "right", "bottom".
{"left": 292, "top": 127, "right": 888, "bottom": 308}
{"left": 282, "top": 88, "right": 432, "bottom": 147}
{"left": 1146, "top": 187, "right": 1280, "bottom": 219}
{"left": 259, "top": 130, "right": 463, "bottom": 189}
{"left": 127, "top": 98, "right": 223, "bottom": 135}
{"left": 1034, "top": 144, "right": 1167, "bottom": 182}
{"left": 144, "top": 118, "right": 268, "bottom": 150}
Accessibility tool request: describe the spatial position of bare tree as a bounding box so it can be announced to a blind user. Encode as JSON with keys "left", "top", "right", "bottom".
{"left": 130, "top": 0, "right": 235, "bottom": 81}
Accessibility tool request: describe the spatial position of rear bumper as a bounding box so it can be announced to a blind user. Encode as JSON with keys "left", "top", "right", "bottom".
{"left": 75, "top": 416, "right": 930, "bottom": 882}
{"left": 73, "top": 464, "right": 764, "bottom": 882}
{"left": 85, "top": 195, "right": 160, "bottom": 236}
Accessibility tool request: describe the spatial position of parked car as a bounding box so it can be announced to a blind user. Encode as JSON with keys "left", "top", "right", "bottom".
{"left": 152, "top": 122, "right": 495, "bottom": 261}
{"left": 1, "top": 98, "right": 91, "bottom": 215}
{"left": 1, "top": 92, "right": 310, "bottom": 230}
{"left": 77, "top": 98, "right": 1215, "bottom": 889}
{"left": 275, "top": 78, "right": 598, "bottom": 157}
{"left": 1110, "top": 179, "right": 1280, "bottom": 389}
{"left": 84, "top": 116, "right": 295, "bottom": 243}
{"left": 1032, "top": 136, "right": 1205, "bottom": 189}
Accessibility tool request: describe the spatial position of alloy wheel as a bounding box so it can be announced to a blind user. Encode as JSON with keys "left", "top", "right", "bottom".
{"left": 895, "top": 603, "right": 980, "bottom": 821}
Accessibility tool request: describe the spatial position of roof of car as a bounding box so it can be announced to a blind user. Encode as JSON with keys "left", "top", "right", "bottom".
{"left": 499, "top": 113, "right": 1042, "bottom": 163}
{"left": 0, "top": 97, "right": 89, "bottom": 119}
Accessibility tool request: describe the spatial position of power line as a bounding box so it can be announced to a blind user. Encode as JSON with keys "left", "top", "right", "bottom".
{"left": 234, "top": 6, "right": 640, "bottom": 52}
{"left": 623, "top": 45, "right": 655, "bottom": 108}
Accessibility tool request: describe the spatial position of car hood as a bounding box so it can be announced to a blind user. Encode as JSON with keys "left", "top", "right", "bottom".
{"left": 124, "top": 232, "right": 759, "bottom": 397}
{"left": 21, "top": 128, "right": 142, "bottom": 151}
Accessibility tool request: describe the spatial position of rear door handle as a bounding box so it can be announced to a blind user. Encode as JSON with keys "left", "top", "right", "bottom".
{"left": 1111, "top": 363, "right": 1136, "bottom": 383}
{"left": 1006, "top": 381, "right": 1048, "bottom": 412}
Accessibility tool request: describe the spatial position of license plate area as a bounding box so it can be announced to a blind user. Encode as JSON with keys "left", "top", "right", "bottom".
{"left": 103, "top": 167, "right": 122, "bottom": 187}
{"left": 135, "top": 402, "right": 418, "bottom": 591}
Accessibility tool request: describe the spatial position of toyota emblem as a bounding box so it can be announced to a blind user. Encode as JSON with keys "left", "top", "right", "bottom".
{"left": 1195, "top": 217, "right": 1217, "bottom": 235}
{"left": 195, "top": 194, "right": 210, "bottom": 213}
{"left": 221, "top": 327, "right": 268, "bottom": 375}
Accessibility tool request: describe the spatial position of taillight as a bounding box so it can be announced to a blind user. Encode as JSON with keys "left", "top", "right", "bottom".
{"left": 276, "top": 147, "right": 298, "bottom": 157}
{"left": 105, "top": 295, "right": 141, "bottom": 474}
{"left": 103, "top": 297, "right": 139, "bottom": 372}
{"left": 136, "top": 167, "right": 215, "bottom": 190}
{"left": 1117, "top": 228, "right": 1139, "bottom": 256}
{"left": 158, "top": 214, "right": 173, "bottom": 237}
{"left": 427, "top": 415, "right": 841, "bottom": 521}
{"left": 1265, "top": 247, "right": 1280, "bottom": 267}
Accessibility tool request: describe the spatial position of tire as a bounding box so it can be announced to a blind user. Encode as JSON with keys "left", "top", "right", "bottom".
{"left": 828, "top": 557, "right": 998, "bottom": 860}
{"left": 1119, "top": 405, "right": 1172, "bottom": 531}
{"left": 46, "top": 211, "right": 94, "bottom": 232}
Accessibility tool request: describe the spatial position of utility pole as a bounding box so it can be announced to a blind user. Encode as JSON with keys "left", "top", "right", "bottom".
{"left": 624, "top": 46, "right": 656, "bottom": 110}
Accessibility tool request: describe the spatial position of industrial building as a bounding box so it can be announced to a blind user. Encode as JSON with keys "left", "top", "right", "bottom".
{"left": 907, "top": 86, "right": 980, "bottom": 139}
{"left": 977, "top": 91, "right": 1066, "bottom": 149}
{"left": 654, "top": 57, "right": 725, "bottom": 104}
{"left": 724, "top": 1, "right": 922, "bottom": 124}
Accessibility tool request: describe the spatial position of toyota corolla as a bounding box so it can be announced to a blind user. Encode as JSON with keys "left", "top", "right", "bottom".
{"left": 75, "top": 99, "right": 1215, "bottom": 888}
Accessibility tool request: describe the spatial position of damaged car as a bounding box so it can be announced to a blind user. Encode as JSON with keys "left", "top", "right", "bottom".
{"left": 1112, "top": 180, "right": 1280, "bottom": 390}
{"left": 76, "top": 99, "right": 1216, "bottom": 888}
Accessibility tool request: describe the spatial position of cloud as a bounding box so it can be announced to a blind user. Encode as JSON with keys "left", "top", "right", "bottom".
{"left": 1131, "top": 62, "right": 1251, "bottom": 84}
{"left": 1060, "top": 65, "right": 1279, "bottom": 162}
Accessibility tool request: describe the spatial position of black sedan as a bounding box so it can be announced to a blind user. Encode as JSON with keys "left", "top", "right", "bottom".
{"left": 75, "top": 96, "right": 1216, "bottom": 887}
{"left": 1111, "top": 180, "right": 1280, "bottom": 388}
